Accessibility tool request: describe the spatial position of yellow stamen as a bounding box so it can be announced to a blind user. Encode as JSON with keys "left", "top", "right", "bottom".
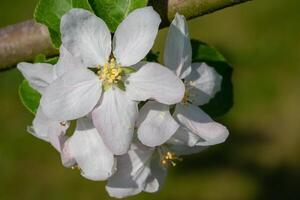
{"left": 182, "top": 90, "right": 190, "bottom": 105}
{"left": 98, "top": 58, "right": 123, "bottom": 85}
{"left": 160, "top": 151, "right": 183, "bottom": 168}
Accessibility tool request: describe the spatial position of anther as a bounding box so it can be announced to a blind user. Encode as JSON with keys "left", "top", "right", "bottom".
{"left": 160, "top": 151, "right": 183, "bottom": 168}
{"left": 60, "top": 121, "right": 67, "bottom": 126}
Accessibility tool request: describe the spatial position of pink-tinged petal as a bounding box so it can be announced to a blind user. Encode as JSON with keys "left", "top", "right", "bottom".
{"left": 92, "top": 87, "right": 138, "bottom": 155}
{"left": 113, "top": 7, "right": 161, "bottom": 66}
{"left": 126, "top": 62, "right": 185, "bottom": 105}
{"left": 41, "top": 68, "right": 101, "bottom": 121}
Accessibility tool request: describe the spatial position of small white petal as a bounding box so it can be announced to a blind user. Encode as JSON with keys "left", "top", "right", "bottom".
{"left": 29, "top": 107, "right": 69, "bottom": 152}
{"left": 167, "top": 127, "right": 207, "bottom": 155}
{"left": 144, "top": 151, "right": 167, "bottom": 193}
{"left": 92, "top": 87, "right": 138, "bottom": 155}
{"left": 106, "top": 143, "right": 154, "bottom": 198}
{"left": 48, "top": 129, "right": 69, "bottom": 153}
{"left": 174, "top": 103, "right": 229, "bottom": 146}
{"left": 29, "top": 107, "right": 52, "bottom": 142}
{"left": 61, "top": 9, "right": 111, "bottom": 67}
{"left": 164, "top": 13, "right": 192, "bottom": 79}
{"left": 17, "top": 62, "right": 55, "bottom": 94}
{"left": 137, "top": 101, "right": 179, "bottom": 147}
{"left": 186, "top": 63, "right": 222, "bottom": 105}
{"left": 126, "top": 62, "right": 185, "bottom": 105}
{"left": 168, "top": 127, "right": 201, "bottom": 147}
{"left": 54, "top": 46, "right": 85, "bottom": 77}
{"left": 41, "top": 68, "right": 101, "bottom": 121}
{"left": 61, "top": 140, "right": 76, "bottom": 168}
{"left": 113, "top": 7, "right": 161, "bottom": 66}
{"left": 66, "top": 118, "right": 115, "bottom": 181}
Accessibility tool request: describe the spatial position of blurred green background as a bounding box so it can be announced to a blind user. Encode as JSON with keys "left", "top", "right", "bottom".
{"left": 1, "top": 0, "right": 300, "bottom": 199}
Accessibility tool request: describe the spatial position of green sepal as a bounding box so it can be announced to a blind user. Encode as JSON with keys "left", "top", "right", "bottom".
{"left": 122, "top": 67, "right": 137, "bottom": 74}
{"left": 116, "top": 81, "right": 126, "bottom": 91}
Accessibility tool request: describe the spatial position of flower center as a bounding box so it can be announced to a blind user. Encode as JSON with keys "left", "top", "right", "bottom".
{"left": 98, "top": 58, "right": 123, "bottom": 84}
{"left": 182, "top": 90, "right": 190, "bottom": 105}
{"left": 159, "top": 150, "right": 182, "bottom": 168}
{"left": 182, "top": 81, "right": 195, "bottom": 105}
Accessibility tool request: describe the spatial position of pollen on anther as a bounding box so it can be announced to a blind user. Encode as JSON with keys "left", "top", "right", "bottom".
{"left": 98, "top": 58, "right": 123, "bottom": 85}
{"left": 160, "top": 151, "right": 183, "bottom": 168}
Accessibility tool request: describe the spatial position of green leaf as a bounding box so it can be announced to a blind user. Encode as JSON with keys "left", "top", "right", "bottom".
{"left": 34, "top": 0, "right": 92, "bottom": 48}
{"left": 191, "top": 39, "right": 233, "bottom": 118}
{"left": 19, "top": 80, "right": 41, "bottom": 115}
{"left": 88, "top": 0, "right": 148, "bottom": 32}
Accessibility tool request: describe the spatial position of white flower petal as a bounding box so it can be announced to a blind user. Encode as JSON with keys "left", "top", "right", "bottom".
{"left": 41, "top": 68, "right": 101, "bottom": 121}
{"left": 144, "top": 151, "right": 167, "bottom": 193}
{"left": 137, "top": 101, "right": 179, "bottom": 147}
{"left": 186, "top": 63, "right": 222, "bottom": 105}
{"left": 167, "top": 127, "right": 207, "bottom": 155}
{"left": 92, "top": 87, "right": 138, "bottom": 155}
{"left": 126, "top": 62, "right": 185, "bottom": 105}
{"left": 54, "top": 46, "right": 85, "bottom": 77}
{"left": 61, "top": 8, "right": 111, "bottom": 67}
{"left": 48, "top": 130, "right": 69, "bottom": 153}
{"left": 61, "top": 140, "right": 76, "bottom": 168}
{"left": 168, "top": 127, "right": 202, "bottom": 147}
{"left": 28, "top": 107, "right": 69, "bottom": 152}
{"left": 66, "top": 118, "right": 115, "bottom": 181}
{"left": 106, "top": 143, "right": 154, "bottom": 198}
{"left": 113, "top": 7, "right": 161, "bottom": 66}
{"left": 164, "top": 13, "right": 192, "bottom": 79}
{"left": 28, "top": 108, "right": 52, "bottom": 142}
{"left": 174, "top": 103, "right": 229, "bottom": 146}
{"left": 17, "top": 62, "right": 55, "bottom": 94}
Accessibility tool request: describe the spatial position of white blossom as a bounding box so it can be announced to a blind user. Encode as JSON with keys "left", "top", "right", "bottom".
{"left": 106, "top": 102, "right": 205, "bottom": 198}
{"left": 137, "top": 13, "right": 229, "bottom": 148}
{"left": 40, "top": 7, "right": 185, "bottom": 155}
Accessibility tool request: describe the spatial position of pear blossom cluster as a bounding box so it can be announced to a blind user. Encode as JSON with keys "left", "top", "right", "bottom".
{"left": 18, "top": 7, "right": 229, "bottom": 198}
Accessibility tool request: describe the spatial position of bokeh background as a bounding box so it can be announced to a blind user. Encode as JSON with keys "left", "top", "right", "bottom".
{"left": 0, "top": 0, "right": 299, "bottom": 199}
